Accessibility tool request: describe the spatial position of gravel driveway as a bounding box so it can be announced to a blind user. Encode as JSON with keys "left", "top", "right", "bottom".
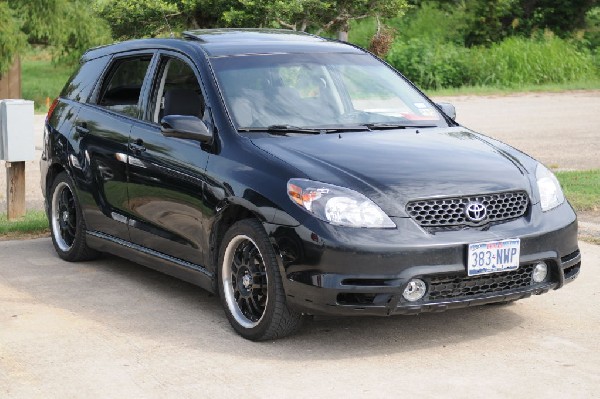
{"left": 433, "top": 90, "right": 600, "bottom": 170}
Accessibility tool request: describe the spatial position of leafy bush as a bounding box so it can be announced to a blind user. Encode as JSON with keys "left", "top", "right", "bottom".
{"left": 387, "top": 39, "right": 472, "bottom": 89}
{"left": 386, "top": 35, "right": 597, "bottom": 89}
{"left": 391, "top": 1, "right": 469, "bottom": 45}
{"left": 583, "top": 7, "right": 600, "bottom": 50}
{"left": 468, "top": 35, "right": 597, "bottom": 87}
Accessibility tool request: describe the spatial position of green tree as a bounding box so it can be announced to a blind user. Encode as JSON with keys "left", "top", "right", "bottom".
{"left": 96, "top": 0, "right": 242, "bottom": 39}
{"left": 223, "top": 0, "right": 409, "bottom": 40}
{"left": 0, "top": 2, "right": 26, "bottom": 75}
{"left": 97, "top": 0, "right": 408, "bottom": 41}
{"left": 95, "top": 0, "right": 189, "bottom": 40}
{"left": 406, "top": 0, "right": 597, "bottom": 45}
{"left": 516, "top": 0, "right": 595, "bottom": 36}
{"left": 0, "top": 0, "right": 112, "bottom": 72}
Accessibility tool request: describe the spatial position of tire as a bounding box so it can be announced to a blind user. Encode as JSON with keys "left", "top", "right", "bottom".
{"left": 218, "top": 219, "right": 303, "bottom": 340}
{"left": 49, "top": 172, "right": 99, "bottom": 262}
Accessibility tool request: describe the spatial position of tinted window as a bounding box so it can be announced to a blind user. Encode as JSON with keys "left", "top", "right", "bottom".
{"left": 212, "top": 53, "right": 445, "bottom": 129}
{"left": 97, "top": 56, "right": 152, "bottom": 118}
{"left": 149, "top": 57, "right": 205, "bottom": 123}
{"left": 61, "top": 56, "right": 110, "bottom": 102}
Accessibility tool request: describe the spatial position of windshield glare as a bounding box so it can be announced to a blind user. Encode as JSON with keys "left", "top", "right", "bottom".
{"left": 211, "top": 53, "right": 446, "bottom": 130}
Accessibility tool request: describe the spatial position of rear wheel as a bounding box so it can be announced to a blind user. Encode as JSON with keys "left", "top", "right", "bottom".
{"left": 49, "top": 172, "right": 98, "bottom": 261}
{"left": 218, "top": 219, "right": 303, "bottom": 340}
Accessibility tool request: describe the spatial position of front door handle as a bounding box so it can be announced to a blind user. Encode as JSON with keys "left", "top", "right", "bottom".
{"left": 129, "top": 138, "right": 146, "bottom": 153}
{"left": 75, "top": 121, "right": 89, "bottom": 136}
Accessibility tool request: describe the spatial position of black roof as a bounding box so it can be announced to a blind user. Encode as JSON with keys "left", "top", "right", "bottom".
{"left": 82, "top": 29, "right": 363, "bottom": 61}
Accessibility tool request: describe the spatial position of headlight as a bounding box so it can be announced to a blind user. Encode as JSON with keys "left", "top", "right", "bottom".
{"left": 536, "top": 163, "right": 565, "bottom": 211}
{"left": 287, "top": 179, "right": 396, "bottom": 228}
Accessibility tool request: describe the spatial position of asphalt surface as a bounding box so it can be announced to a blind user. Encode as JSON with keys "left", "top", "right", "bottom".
{"left": 1, "top": 239, "right": 598, "bottom": 398}
{"left": 1, "top": 91, "right": 599, "bottom": 397}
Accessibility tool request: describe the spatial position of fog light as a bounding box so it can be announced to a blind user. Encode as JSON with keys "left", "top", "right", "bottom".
{"left": 402, "top": 279, "right": 427, "bottom": 302}
{"left": 532, "top": 262, "right": 548, "bottom": 283}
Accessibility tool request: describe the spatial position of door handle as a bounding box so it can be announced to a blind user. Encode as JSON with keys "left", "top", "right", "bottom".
{"left": 129, "top": 138, "right": 146, "bottom": 153}
{"left": 75, "top": 121, "right": 89, "bottom": 136}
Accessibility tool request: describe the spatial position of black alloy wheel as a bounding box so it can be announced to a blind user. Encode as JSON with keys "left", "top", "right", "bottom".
{"left": 218, "top": 219, "right": 303, "bottom": 340}
{"left": 49, "top": 172, "right": 98, "bottom": 261}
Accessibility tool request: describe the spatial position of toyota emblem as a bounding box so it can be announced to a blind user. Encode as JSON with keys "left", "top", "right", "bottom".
{"left": 465, "top": 201, "right": 487, "bottom": 223}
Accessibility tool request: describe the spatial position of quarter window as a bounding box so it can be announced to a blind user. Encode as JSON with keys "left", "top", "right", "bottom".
{"left": 62, "top": 56, "right": 110, "bottom": 103}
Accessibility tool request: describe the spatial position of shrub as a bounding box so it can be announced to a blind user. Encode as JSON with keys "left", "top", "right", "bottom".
{"left": 469, "top": 35, "right": 597, "bottom": 87}
{"left": 386, "top": 35, "right": 597, "bottom": 89}
{"left": 386, "top": 38, "right": 472, "bottom": 89}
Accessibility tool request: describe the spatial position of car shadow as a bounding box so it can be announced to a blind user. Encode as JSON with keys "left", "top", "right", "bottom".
{"left": 10, "top": 239, "right": 526, "bottom": 361}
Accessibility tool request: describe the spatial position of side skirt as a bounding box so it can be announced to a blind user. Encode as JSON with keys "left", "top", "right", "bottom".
{"left": 86, "top": 231, "right": 216, "bottom": 294}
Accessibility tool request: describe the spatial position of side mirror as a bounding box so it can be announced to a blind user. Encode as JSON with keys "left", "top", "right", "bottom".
{"left": 436, "top": 102, "right": 456, "bottom": 120}
{"left": 160, "top": 115, "right": 212, "bottom": 143}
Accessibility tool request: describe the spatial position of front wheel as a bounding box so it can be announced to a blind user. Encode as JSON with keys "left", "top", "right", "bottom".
{"left": 49, "top": 172, "right": 98, "bottom": 261}
{"left": 218, "top": 219, "right": 303, "bottom": 340}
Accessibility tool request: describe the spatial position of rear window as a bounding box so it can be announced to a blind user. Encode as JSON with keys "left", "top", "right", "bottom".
{"left": 61, "top": 56, "right": 110, "bottom": 102}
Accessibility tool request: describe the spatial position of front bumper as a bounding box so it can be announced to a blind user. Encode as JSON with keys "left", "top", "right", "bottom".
{"left": 265, "top": 202, "right": 581, "bottom": 316}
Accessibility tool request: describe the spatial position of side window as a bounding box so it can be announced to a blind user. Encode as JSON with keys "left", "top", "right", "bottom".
{"left": 61, "top": 56, "right": 110, "bottom": 102}
{"left": 97, "top": 56, "right": 152, "bottom": 118}
{"left": 149, "top": 57, "right": 205, "bottom": 124}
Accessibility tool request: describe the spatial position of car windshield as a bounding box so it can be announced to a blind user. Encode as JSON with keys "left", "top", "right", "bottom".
{"left": 210, "top": 53, "right": 447, "bottom": 131}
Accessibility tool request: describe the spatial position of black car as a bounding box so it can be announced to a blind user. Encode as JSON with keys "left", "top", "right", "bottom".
{"left": 41, "top": 29, "right": 580, "bottom": 340}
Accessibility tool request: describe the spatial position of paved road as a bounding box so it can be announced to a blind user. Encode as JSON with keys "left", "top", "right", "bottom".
{"left": 1, "top": 238, "right": 598, "bottom": 398}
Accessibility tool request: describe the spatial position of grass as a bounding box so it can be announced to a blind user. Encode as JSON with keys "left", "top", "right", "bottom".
{"left": 387, "top": 35, "right": 599, "bottom": 91}
{"left": 556, "top": 170, "right": 600, "bottom": 212}
{"left": 0, "top": 210, "right": 49, "bottom": 240}
{"left": 428, "top": 79, "right": 600, "bottom": 97}
{"left": 21, "top": 50, "right": 75, "bottom": 113}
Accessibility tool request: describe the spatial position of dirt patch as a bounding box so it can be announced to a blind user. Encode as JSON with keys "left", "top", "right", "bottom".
{"left": 0, "top": 230, "right": 50, "bottom": 241}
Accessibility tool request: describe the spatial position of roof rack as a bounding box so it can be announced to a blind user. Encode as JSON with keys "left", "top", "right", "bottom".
{"left": 182, "top": 29, "right": 320, "bottom": 44}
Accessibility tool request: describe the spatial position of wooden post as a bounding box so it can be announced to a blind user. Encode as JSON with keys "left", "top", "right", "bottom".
{"left": 6, "top": 161, "right": 26, "bottom": 220}
{"left": 1, "top": 57, "right": 26, "bottom": 220}
{"left": 0, "top": 57, "right": 21, "bottom": 99}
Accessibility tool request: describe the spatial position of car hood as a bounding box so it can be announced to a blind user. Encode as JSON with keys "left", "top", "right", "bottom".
{"left": 249, "top": 127, "right": 536, "bottom": 217}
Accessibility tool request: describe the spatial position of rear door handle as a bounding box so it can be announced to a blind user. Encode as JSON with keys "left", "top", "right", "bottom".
{"left": 75, "top": 121, "right": 89, "bottom": 136}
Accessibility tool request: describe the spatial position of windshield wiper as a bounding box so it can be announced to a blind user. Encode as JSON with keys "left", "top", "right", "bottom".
{"left": 365, "top": 123, "right": 437, "bottom": 130}
{"left": 238, "top": 125, "right": 321, "bottom": 134}
{"left": 239, "top": 125, "right": 370, "bottom": 134}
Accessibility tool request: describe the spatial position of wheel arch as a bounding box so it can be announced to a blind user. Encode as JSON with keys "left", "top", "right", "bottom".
{"left": 44, "top": 162, "right": 68, "bottom": 214}
{"left": 209, "top": 201, "right": 264, "bottom": 277}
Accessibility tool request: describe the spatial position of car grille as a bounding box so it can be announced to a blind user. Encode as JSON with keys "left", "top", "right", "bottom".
{"left": 426, "top": 264, "right": 535, "bottom": 301}
{"left": 406, "top": 191, "right": 529, "bottom": 228}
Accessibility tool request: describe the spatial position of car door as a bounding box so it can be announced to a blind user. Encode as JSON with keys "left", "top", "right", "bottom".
{"left": 74, "top": 52, "right": 154, "bottom": 241}
{"left": 126, "top": 52, "right": 212, "bottom": 267}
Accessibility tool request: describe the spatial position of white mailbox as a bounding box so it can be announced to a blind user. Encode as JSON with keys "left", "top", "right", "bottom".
{"left": 0, "top": 99, "right": 35, "bottom": 162}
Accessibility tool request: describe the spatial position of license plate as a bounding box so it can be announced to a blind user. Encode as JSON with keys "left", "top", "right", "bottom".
{"left": 467, "top": 238, "right": 521, "bottom": 276}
